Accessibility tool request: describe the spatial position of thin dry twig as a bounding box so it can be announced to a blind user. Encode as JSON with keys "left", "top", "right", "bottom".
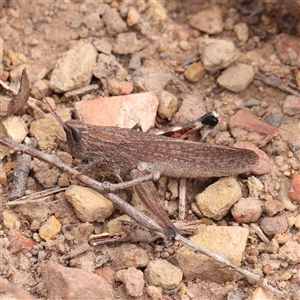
{"left": 178, "top": 178, "right": 186, "bottom": 220}
{"left": 6, "top": 187, "right": 67, "bottom": 206}
{"left": 0, "top": 136, "right": 287, "bottom": 299}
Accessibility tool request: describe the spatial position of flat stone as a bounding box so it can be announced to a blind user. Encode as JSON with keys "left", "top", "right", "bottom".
{"left": 144, "top": 259, "right": 183, "bottom": 289}
{"left": 265, "top": 200, "right": 285, "bottom": 217}
{"left": 199, "top": 38, "right": 238, "bottom": 73}
{"left": 1, "top": 116, "right": 28, "bottom": 143}
{"left": 107, "top": 243, "right": 149, "bottom": 270}
{"left": 184, "top": 62, "right": 206, "bottom": 83}
{"left": 113, "top": 32, "right": 147, "bottom": 55}
{"left": 93, "top": 38, "right": 112, "bottom": 55}
{"left": 42, "top": 262, "right": 114, "bottom": 300}
{"left": 132, "top": 63, "right": 172, "bottom": 95}
{"left": 195, "top": 177, "right": 242, "bottom": 221}
{"left": 107, "top": 79, "right": 133, "bottom": 96}
{"left": 116, "top": 267, "right": 144, "bottom": 297}
{"left": 230, "top": 110, "right": 278, "bottom": 147}
{"left": 65, "top": 185, "right": 114, "bottom": 223}
{"left": 8, "top": 231, "right": 35, "bottom": 254}
{"left": 217, "top": 63, "right": 254, "bottom": 92}
{"left": 31, "top": 158, "right": 61, "bottom": 188}
{"left": 102, "top": 8, "right": 127, "bottom": 35}
{"left": 175, "top": 226, "right": 249, "bottom": 282}
{"left": 260, "top": 214, "right": 288, "bottom": 236}
{"left": 231, "top": 197, "right": 262, "bottom": 223}
{"left": 93, "top": 53, "right": 128, "bottom": 89}
{"left": 39, "top": 216, "right": 61, "bottom": 242}
{"left": 283, "top": 95, "right": 300, "bottom": 116}
{"left": 189, "top": 5, "right": 224, "bottom": 34}
{"left": 50, "top": 40, "right": 97, "bottom": 93}
{"left": 278, "top": 240, "right": 300, "bottom": 265}
{"left": 75, "top": 92, "right": 159, "bottom": 131}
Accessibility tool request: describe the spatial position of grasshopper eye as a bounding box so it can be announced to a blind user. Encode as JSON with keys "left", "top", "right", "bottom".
{"left": 70, "top": 127, "right": 81, "bottom": 143}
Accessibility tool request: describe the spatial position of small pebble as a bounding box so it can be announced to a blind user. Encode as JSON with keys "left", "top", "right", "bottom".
{"left": 233, "top": 22, "right": 249, "bottom": 42}
{"left": 184, "top": 62, "right": 206, "bottom": 83}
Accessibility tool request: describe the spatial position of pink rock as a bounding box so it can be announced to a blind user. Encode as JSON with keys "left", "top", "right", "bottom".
{"left": 283, "top": 95, "right": 300, "bottom": 116}
{"left": 42, "top": 262, "right": 114, "bottom": 300}
{"left": 276, "top": 33, "right": 300, "bottom": 68}
{"left": 231, "top": 197, "right": 262, "bottom": 223}
{"left": 75, "top": 92, "right": 159, "bottom": 131}
{"left": 260, "top": 214, "right": 288, "bottom": 236}
{"left": 8, "top": 231, "right": 35, "bottom": 254}
{"left": 107, "top": 79, "right": 133, "bottom": 96}
{"left": 122, "top": 267, "right": 145, "bottom": 297}
{"left": 289, "top": 173, "right": 300, "bottom": 203}
{"left": 230, "top": 110, "right": 278, "bottom": 147}
{"left": 233, "top": 141, "right": 270, "bottom": 175}
{"left": 95, "top": 266, "right": 116, "bottom": 284}
{"left": 265, "top": 199, "right": 285, "bottom": 216}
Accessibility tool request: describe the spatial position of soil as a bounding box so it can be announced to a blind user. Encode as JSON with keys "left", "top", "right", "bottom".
{"left": 0, "top": 1, "right": 300, "bottom": 300}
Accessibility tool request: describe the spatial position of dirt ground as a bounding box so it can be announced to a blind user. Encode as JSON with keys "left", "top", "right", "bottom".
{"left": 0, "top": 1, "right": 300, "bottom": 300}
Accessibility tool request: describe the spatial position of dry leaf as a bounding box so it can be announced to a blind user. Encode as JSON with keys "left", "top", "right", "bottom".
{"left": 7, "top": 68, "right": 30, "bottom": 116}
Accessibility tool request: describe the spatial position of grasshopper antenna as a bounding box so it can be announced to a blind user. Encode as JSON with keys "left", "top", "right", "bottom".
{"left": 38, "top": 90, "right": 71, "bottom": 132}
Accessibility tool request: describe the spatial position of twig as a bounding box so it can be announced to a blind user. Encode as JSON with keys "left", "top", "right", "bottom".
{"left": 178, "top": 178, "right": 186, "bottom": 220}
{"left": 6, "top": 187, "right": 67, "bottom": 206}
{"left": 59, "top": 243, "right": 91, "bottom": 261}
{"left": 0, "top": 136, "right": 287, "bottom": 299}
{"left": 9, "top": 137, "right": 36, "bottom": 200}
{"left": 250, "top": 223, "right": 271, "bottom": 244}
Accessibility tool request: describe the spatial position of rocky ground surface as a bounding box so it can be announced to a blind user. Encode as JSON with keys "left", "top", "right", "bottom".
{"left": 0, "top": 1, "right": 300, "bottom": 299}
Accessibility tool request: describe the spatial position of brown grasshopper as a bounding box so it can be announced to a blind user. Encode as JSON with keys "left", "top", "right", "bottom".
{"left": 43, "top": 94, "right": 259, "bottom": 181}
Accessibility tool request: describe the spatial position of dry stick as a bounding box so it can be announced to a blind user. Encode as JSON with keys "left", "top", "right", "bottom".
{"left": 9, "top": 137, "right": 36, "bottom": 200}
{"left": 6, "top": 187, "right": 67, "bottom": 206}
{"left": 0, "top": 136, "right": 286, "bottom": 299}
{"left": 178, "top": 178, "right": 186, "bottom": 220}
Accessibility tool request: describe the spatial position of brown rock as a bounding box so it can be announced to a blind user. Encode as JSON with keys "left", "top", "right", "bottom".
{"left": 42, "top": 262, "right": 114, "bottom": 300}
{"left": 95, "top": 266, "right": 116, "bottom": 284}
{"left": 278, "top": 240, "right": 300, "bottom": 265}
{"left": 184, "top": 62, "right": 206, "bottom": 83}
{"left": 231, "top": 197, "right": 262, "bottom": 223}
{"left": 276, "top": 33, "right": 300, "bottom": 68}
{"left": 260, "top": 214, "right": 288, "bottom": 236}
{"left": 289, "top": 173, "right": 300, "bottom": 203}
{"left": 283, "top": 95, "right": 300, "bottom": 116}
{"left": 189, "top": 5, "right": 224, "bottom": 34}
{"left": 265, "top": 199, "right": 285, "bottom": 216}
{"left": 107, "top": 243, "right": 149, "bottom": 270}
{"left": 8, "top": 231, "right": 35, "bottom": 254}
{"left": 116, "top": 267, "right": 144, "bottom": 297}
{"left": 113, "top": 32, "right": 146, "bottom": 55}
{"left": 39, "top": 216, "right": 61, "bottom": 242}
{"left": 230, "top": 110, "right": 278, "bottom": 147}
{"left": 107, "top": 79, "right": 133, "bottom": 96}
